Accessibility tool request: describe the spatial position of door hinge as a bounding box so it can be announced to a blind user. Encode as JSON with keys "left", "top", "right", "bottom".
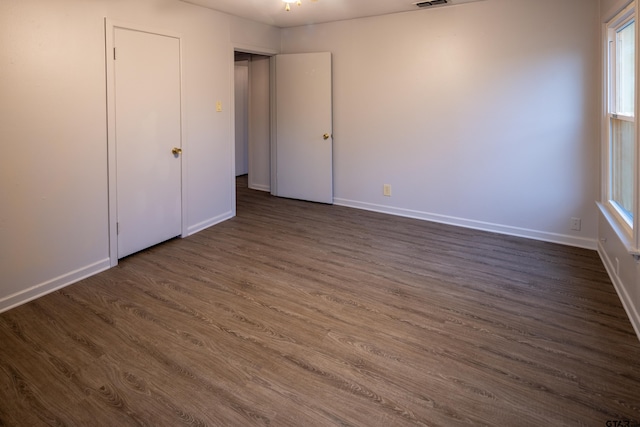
{"left": 113, "top": 47, "right": 116, "bottom": 60}
{"left": 116, "top": 222, "right": 120, "bottom": 235}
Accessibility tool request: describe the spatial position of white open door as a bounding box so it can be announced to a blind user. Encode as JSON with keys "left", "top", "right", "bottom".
{"left": 274, "top": 53, "right": 333, "bottom": 204}
{"left": 111, "top": 26, "right": 183, "bottom": 259}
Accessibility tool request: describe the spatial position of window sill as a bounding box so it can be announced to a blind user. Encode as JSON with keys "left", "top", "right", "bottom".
{"left": 597, "top": 201, "right": 640, "bottom": 259}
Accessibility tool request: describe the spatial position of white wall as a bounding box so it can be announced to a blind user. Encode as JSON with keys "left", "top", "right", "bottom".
{"left": 601, "top": 0, "right": 630, "bottom": 20}
{"left": 0, "top": 0, "right": 280, "bottom": 312}
{"left": 281, "top": 0, "right": 600, "bottom": 248}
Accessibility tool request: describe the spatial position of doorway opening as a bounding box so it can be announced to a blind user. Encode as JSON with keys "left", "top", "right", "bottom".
{"left": 233, "top": 50, "right": 334, "bottom": 210}
{"left": 234, "top": 51, "right": 272, "bottom": 200}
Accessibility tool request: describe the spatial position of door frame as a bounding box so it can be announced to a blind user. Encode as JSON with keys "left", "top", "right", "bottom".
{"left": 105, "top": 19, "right": 187, "bottom": 267}
{"left": 230, "top": 44, "right": 277, "bottom": 216}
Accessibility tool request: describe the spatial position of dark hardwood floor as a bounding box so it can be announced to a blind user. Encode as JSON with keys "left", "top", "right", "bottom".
{"left": 1, "top": 176, "right": 639, "bottom": 426}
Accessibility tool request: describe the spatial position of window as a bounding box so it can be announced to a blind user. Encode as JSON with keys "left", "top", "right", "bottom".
{"left": 606, "top": 4, "right": 636, "bottom": 230}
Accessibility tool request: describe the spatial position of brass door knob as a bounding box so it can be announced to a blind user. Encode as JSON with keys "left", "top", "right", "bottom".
{"left": 172, "top": 147, "right": 183, "bottom": 155}
{"left": 323, "top": 133, "right": 330, "bottom": 140}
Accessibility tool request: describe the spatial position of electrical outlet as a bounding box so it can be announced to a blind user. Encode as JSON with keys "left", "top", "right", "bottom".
{"left": 570, "top": 217, "right": 581, "bottom": 231}
{"left": 383, "top": 184, "right": 392, "bottom": 197}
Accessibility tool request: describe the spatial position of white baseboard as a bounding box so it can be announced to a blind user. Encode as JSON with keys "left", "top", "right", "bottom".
{"left": 333, "top": 198, "right": 598, "bottom": 250}
{"left": 0, "top": 258, "right": 111, "bottom": 314}
{"left": 187, "top": 211, "right": 234, "bottom": 236}
{"left": 248, "top": 183, "right": 270, "bottom": 192}
{"left": 597, "top": 241, "right": 640, "bottom": 342}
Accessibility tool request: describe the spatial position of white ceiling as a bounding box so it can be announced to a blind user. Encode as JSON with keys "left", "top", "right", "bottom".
{"left": 179, "top": 0, "right": 483, "bottom": 28}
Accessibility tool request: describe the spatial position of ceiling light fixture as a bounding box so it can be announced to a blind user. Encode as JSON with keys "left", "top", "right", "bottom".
{"left": 283, "top": 0, "right": 301, "bottom": 11}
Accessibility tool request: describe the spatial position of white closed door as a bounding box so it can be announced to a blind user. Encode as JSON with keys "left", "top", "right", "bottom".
{"left": 113, "top": 28, "right": 182, "bottom": 258}
{"left": 275, "top": 52, "right": 333, "bottom": 204}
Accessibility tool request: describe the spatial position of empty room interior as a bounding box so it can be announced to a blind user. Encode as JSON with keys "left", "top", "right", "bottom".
{"left": 2, "top": 0, "right": 640, "bottom": 425}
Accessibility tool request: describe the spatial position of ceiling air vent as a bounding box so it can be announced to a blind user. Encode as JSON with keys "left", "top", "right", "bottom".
{"left": 415, "top": 0, "right": 448, "bottom": 7}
